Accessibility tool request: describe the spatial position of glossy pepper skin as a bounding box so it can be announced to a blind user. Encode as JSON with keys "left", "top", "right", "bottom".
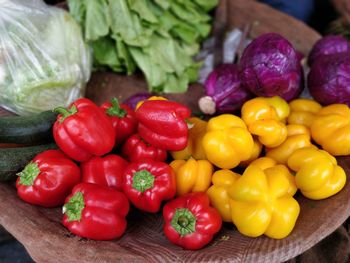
{"left": 266, "top": 124, "right": 316, "bottom": 165}
{"left": 202, "top": 114, "right": 254, "bottom": 169}
{"left": 310, "top": 104, "right": 350, "bottom": 155}
{"left": 101, "top": 98, "right": 138, "bottom": 146}
{"left": 135, "top": 99, "right": 191, "bottom": 151}
{"left": 241, "top": 96, "right": 289, "bottom": 147}
{"left": 288, "top": 147, "right": 346, "bottom": 200}
{"left": 170, "top": 117, "right": 207, "bottom": 160}
{"left": 170, "top": 158, "right": 213, "bottom": 196}
{"left": 62, "top": 183, "right": 129, "bottom": 240}
{"left": 207, "top": 169, "right": 240, "bottom": 222}
{"left": 287, "top": 99, "right": 322, "bottom": 127}
{"left": 16, "top": 150, "right": 80, "bottom": 207}
{"left": 229, "top": 162, "right": 299, "bottom": 239}
{"left": 163, "top": 192, "right": 222, "bottom": 250}
{"left": 53, "top": 98, "right": 115, "bottom": 162}
{"left": 81, "top": 154, "right": 128, "bottom": 191}
{"left": 121, "top": 134, "right": 167, "bottom": 162}
{"left": 239, "top": 138, "right": 263, "bottom": 167}
{"left": 122, "top": 159, "right": 176, "bottom": 213}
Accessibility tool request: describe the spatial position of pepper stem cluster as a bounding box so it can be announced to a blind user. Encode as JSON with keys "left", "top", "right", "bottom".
{"left": 106, "top": 98, "right": 127, "bottom": 118}
{"left": 54, "top": 105, "right": 78, "bottom": 122}
{"left": 171, "top": 208, "right": 196, "bottom": 236}
{"left": 132, "top": 170, "right": 155, "bottom": 193}
{"left": 17, "top": 162, "right": 41, "bottom": 186}
{"left": 63, "top": 192, "right": 85, "bottom": 222}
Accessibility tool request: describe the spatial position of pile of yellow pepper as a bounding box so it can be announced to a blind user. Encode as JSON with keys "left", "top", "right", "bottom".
{"left": 169, "top": 96, "right": 348, "bottom": 239}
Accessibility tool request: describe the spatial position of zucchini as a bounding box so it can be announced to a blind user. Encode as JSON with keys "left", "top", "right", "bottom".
{"left": 0, "top": 143, "right": 58, "bottom": 181}
{"left": 0, "top": 111, "right": 57, "bottom": 145}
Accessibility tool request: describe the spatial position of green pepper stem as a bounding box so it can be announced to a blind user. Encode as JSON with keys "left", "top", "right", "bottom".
{"left": 53, "top": 105, "right": 78, "bottom": 123}
{"left": 132, "top": 170, "right": 155, "bottom": 193}
{"left": 171, "top": 208, "right": 196, "bottom": 236}
{"left": 17, "top": 162, "right": 40, "bottom": 186}
{"left": 62, "top": 192, "right": 85, "bottom": 222}
{"left": 106, "top": 98, "right": 127, "bottom": 118}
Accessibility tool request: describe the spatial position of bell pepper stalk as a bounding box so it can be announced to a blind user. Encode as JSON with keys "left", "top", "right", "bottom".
{"left": 121, "top": 134, "right": 167, "bottom": 162}
{"left": 135, "top": 99, "right": 191, "bottom": 151}
{"left": 16, "top": 150, "right": 80, "bottom": 207}
{"left": 122, "top": 159, "right": 176, "bottom": 213}
{"left": 241, "top": 96, "right": 289, "bottom": 147}
{"left": 81, "top": 154, "right": 128, "bottom": 191}
{"left": 287, "top": 99, "right": 322, "bottom": 127}
{"left": 101, "top": 98, "right": 138, "bottom": 146}
{"left": 229, "top": 162, "right": 299, "bottom": 239}
{"left": 170, "top": 117, "right": 207, "bottom": 160}
{"left": 62, "top": 183, "right": 129, "bottom": 240}
{"left": 202, "top": 114, "right": 254, "bottom": 169}
{"left": 288, "top": 147, "right": 346, "bottom": 200}
{"left": 310, "top": 104, "right": 350, "bottom": 155}
{"left": 266, "top": 124, "right": 316, "bottom": 165}
{"left": 163, "top": 192, "right": 222, "bottom": 250}
{"left": 170, "top": 158, "right": 213, "bottom": 196}
{"left": 53, "top": 98, "right": 115, "bottom": 162}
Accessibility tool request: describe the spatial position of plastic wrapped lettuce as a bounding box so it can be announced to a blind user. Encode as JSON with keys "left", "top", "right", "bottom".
{"left": 0, "top": 0, "right": 91, "bottom": 115}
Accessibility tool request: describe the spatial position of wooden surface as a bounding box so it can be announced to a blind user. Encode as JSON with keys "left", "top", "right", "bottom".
{"left": 226, "top": 0, "right": 321, "bottom": 55}
{"left": 1, "top": 72, "right": 350, "bottom": 262}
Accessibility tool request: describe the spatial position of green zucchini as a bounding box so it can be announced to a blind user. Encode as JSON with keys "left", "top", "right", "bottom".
{"left": 0, "top": 143, "right": 58, "bottom": 181}
{"left": 0, "top": 111, "right": 57, "bottom": 145}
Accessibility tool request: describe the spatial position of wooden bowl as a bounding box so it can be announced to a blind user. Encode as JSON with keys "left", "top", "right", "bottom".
{"left": 0, "top": 1, "right": 331, "bottom": 262}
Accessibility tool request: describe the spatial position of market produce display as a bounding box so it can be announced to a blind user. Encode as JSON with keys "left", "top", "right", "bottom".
{"left": 2, "top": 5, "right": 350, "bottom": 255}
{"left": 67, "top": 0, "right": 218, "bottom": 93}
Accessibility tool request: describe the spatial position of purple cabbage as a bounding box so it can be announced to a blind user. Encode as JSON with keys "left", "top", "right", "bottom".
{"left": 308, "top": 52, "right": 350, "bottom": 106}
{"left": 123, "top": 92, "right": 152, "bottom": 110}
{"left": 198, "top": 64, "right": 253, "bottom": 115}
{"left": 239, "top": 33, "right": 304, "bottom": 101}
{"left": 308, "top": 35, "right": 350, "bottom": 66}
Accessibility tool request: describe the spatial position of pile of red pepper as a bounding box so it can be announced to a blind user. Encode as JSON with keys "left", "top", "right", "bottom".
{"left": 15, "top": 96, "right": 222, "bottom": 250}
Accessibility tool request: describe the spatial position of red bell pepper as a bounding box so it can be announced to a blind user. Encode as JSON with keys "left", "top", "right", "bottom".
{"left": 121, "top": 134, "right": 167, "bottom": 162}
{"left": 16, "top": 150, "right": 80, "bottom": 207}
{"left": 81, "top": 154, "right": 128, "bottom": 191}
{"left": 53, "top": 98, "right": 115, "bottom": 162}
{"left": 63, "top": 182, "right": 129, "bottom": 240}
{"left": 163, "top": 192, "right": 222, "bottom": 250}
{"left": 135, "top": 100, "right": 191, "bottom": 151}
{"left": 101, "top": 98, "right": 138, "bottom": 146}
{"left": 122, "top": 159, "right": 176, "bottom": 213}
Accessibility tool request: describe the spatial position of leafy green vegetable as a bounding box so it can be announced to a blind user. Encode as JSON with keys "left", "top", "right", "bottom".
{"left": 67, "top": 0, "right": 218, "bottom": 93}
{"left": 0, "top": 1, "right": 91, "bottom": 115}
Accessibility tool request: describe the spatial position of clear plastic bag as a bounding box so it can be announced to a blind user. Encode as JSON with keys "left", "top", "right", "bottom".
{"left": 0, "top": 0, "right": 91, "bottom": 115}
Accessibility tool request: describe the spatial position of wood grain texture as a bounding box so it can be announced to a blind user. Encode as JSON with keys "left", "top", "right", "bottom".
{"left": 226, "top": 0, "right": 321, "bottom": 55}
{"left": 1, "top": 73, "right": 350, "bottom": 262}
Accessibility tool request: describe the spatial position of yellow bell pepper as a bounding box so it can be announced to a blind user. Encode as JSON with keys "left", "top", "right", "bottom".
{"left": 239, "top": 138, "right": 263, "bottom": 167}
{"left": 310, "top": 104, "right": 350, "bottom": 156}
{"left": 287, "top": 147, "right": 346, "bottom": 200}
{"left": 207, "top": 169, "right": 240, "bottom": 222}
{"left": 170, "top": 158, "right": 213, "bottom": 196}
{"left": 287, "top": 99, "right": 322, "bottom": 127}
{"left": 250, "top": 157, "right": 297, "bottom": 196}
{"left": 170, "top": 117, "right": 207, "bottom": 160}
{"left": 202, "top": 114, "right": 254, "bottom": 169}
{"left": 229, "top": 163, "right": 300, "bottom": 239}
{"left": 266, "top": 124, "right": 316, "bottom": 165}
{"left": 241, "top": 96, "right": 288, "bottom": 147}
